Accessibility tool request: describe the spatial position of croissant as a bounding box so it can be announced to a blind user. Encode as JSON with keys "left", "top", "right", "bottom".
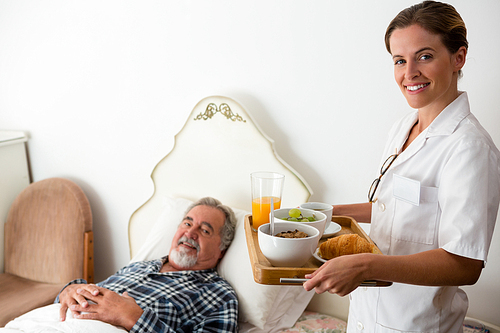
{"left": 319, "top": 234, "right": 376, "bottom": 260}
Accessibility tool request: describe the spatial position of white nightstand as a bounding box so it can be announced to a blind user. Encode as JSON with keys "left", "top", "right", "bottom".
{"left": 0, "top": 131, "right": 31, "bottom": 273}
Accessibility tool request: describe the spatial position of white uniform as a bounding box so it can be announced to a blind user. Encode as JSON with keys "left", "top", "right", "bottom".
{"left": 347, "top": 92, "right": 500, "bottom": 332}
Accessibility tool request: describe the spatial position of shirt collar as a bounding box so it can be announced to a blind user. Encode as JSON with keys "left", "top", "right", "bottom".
{"left": 391, "top": 92, "right": 470, "bottom": 160}
{"left": 424, "top": 91, "right": 470, "bottom": 137}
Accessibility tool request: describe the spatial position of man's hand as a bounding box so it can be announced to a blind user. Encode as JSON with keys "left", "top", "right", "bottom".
{"left": 59, "top": 283, "right": 100, "bottom": 321}
{"left": 59, "top": 285, "right": 144, "bottom": 331}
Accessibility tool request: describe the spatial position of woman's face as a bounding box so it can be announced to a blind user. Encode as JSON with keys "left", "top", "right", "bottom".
{"left": 389, "top": 24, "right": 466, "bottom": 114}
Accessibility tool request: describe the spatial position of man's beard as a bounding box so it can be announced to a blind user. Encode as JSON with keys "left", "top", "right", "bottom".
{"left": 170, "top": 236, "right": 200, "bottom": 268}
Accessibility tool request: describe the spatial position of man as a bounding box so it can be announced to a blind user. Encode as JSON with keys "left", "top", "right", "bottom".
{"left": 56, "top": 197, "right": 238, "bottom": 333}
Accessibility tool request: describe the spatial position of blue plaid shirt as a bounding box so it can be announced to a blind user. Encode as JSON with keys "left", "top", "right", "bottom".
{"left": 56, "top": 257, "right": 238, "bottom": 333}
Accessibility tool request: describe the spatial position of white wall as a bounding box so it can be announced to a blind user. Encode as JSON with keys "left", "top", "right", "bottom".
{"left": 1, "top": 0, "right": 499, "bottom": 325}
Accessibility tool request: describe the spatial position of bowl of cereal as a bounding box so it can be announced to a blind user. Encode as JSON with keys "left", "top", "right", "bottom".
{"left": 258, "top": 221, "right": 320, "bottom": 267}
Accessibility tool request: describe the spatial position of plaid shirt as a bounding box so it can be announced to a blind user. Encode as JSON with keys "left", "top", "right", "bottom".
{"left": 56, "top": 257, "right": 238, "bottom": 333}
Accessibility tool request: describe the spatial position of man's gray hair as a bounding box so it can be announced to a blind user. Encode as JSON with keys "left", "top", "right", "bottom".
{"left": 185, "top": 197, "right": 237, "bottom": 251}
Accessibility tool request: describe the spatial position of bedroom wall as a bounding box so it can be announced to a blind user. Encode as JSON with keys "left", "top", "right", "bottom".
{"left": 1, "top": 0, "right": 499, "bottom": 325}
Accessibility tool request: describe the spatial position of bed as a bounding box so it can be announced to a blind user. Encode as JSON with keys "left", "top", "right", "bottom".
{"left": 3, "top": 95, "right": 348, "bottom": 332}
{"left": 127, "top": 95, "right": 348, "bottom": 332}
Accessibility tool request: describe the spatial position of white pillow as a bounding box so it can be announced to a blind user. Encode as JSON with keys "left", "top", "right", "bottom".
{"left": 130, "top": 196, "right": 314, "bottom": 332}
{"left": 129, "top": 196, "right": 190, "bottom": 263}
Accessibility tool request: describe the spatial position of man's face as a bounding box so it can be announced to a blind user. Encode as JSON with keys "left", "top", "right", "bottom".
{"left": 169, "top": 204, "right": 225, "bottom": 271}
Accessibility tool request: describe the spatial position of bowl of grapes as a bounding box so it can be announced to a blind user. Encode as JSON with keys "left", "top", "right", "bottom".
{"left": 272, "top": 208, "right": 327, "bottom": 238}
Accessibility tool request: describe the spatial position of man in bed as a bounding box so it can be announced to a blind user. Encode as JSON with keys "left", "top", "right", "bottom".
{"left": 56, "top": 197, "right": 238, "bottom": 333}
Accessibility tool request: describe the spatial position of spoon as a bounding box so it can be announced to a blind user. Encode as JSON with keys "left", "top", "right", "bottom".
{"left": 270, "top": 197, "right": 275, "bottom": 236}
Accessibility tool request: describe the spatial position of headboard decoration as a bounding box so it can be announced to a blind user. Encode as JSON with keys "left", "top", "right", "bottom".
{"left": 194, "top": 102, "right": 246, "bottom": 122}
{"left": 129, "top": 95, "right": 312, "bottom": 257}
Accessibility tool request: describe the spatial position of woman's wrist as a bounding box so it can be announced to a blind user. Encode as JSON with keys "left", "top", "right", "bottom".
{"left": 331, "top": 203, "right": 372, "bottom": 223}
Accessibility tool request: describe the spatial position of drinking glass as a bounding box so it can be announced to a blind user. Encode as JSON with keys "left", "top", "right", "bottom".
{"left": 250, "top": 172, "right": 284, "bottom": 232}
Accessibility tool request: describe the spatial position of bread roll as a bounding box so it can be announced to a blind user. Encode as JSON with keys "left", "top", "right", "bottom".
{"left": 319, "top": 234, "right": 376, "bottom": 260}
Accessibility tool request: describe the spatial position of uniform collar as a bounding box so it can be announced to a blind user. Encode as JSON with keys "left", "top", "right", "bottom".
{"left": 395, "top": 92, "right": 470, "bottom": 153}
{"left": 423, "top": 91, "right": 470, "bottom": 138}
{"left": 391, "top": 92, "right": 470, "bottom": 166}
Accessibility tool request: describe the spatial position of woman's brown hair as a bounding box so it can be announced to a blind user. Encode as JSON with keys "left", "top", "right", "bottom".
{"left": 385, "top": 1, "right": 468, "bottom": 55}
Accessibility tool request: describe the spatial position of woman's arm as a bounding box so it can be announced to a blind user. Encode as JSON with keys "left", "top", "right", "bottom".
{"left": 332, "top": 202, "right": 372, "bottom": 223}
{"left": 371, "top": 249, "right": 482, "bottom": 286}
{"left": 303, "top": 248, "right": 483, "bottom": 296}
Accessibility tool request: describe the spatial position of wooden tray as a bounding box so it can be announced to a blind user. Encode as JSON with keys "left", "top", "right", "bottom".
{"left": 244, "top": 214, "right": 391, "bottom": 286}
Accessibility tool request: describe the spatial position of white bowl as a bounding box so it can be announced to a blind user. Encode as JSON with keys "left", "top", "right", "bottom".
{"left": 258, "top": 221, "right": 320, "bottom": 267}
{"left": 272, "top": 208, "right": 327, "bottom": 238}
{"left": 299, "top": 202, "right": 333, "bottom": 230}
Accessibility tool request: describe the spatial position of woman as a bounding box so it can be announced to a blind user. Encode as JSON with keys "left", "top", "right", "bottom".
{"left": 303, "top": 1, "right": 500, "bottom": 332}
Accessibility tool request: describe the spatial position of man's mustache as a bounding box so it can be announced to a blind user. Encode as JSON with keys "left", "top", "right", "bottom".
{"left": 177, "top": 236, "right": 200, "bottom": 252}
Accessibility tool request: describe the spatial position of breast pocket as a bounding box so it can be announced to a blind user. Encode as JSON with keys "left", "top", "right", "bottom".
{"left": 391, "top": 185, "right": 439, "bottom": 245}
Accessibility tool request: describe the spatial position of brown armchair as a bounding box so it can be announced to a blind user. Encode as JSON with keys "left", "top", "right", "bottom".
{"left": 0, "top": 178, "right": 93, "bottom": 327}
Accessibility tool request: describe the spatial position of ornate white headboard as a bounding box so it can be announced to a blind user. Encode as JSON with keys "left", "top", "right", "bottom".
{"left": 128, "top": 96, "right": 312, "bottom": 258}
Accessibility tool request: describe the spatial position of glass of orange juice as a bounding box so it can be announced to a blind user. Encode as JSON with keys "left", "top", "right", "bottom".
{"left": 251, "top": 172, "right": 285, "bottom": 232}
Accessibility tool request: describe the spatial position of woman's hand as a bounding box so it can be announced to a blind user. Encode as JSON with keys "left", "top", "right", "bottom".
{"left": 303, "top": 253, "right": 372, "bottom": 296}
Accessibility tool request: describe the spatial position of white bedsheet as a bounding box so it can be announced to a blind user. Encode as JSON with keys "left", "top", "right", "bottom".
{"left": 1, "top": 304, "right": 126, "bottom": 333}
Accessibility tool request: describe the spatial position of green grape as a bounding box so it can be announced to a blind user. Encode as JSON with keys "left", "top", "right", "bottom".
{"left": 300, "top": 218, "right": 309, "bottom": 222}
{"left": 288, "top": 217, "right": 298, "bottom": 221}
{"left": 288, "top": 208, "right": 301, "bottom": 218}
{"left": 307, "top": 216, "right": 316, "bottom": 221}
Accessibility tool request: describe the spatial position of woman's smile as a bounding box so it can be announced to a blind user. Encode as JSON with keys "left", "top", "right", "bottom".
{"left": 405, "top": 83, "right": 430, "bottom": 92}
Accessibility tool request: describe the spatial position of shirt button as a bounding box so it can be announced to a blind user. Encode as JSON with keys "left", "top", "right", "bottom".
{"left": 379, "top": 203, "right": 386, "bottom": 212}
{"left": 357, "top": 321, "right": 364, "bottom": 330}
